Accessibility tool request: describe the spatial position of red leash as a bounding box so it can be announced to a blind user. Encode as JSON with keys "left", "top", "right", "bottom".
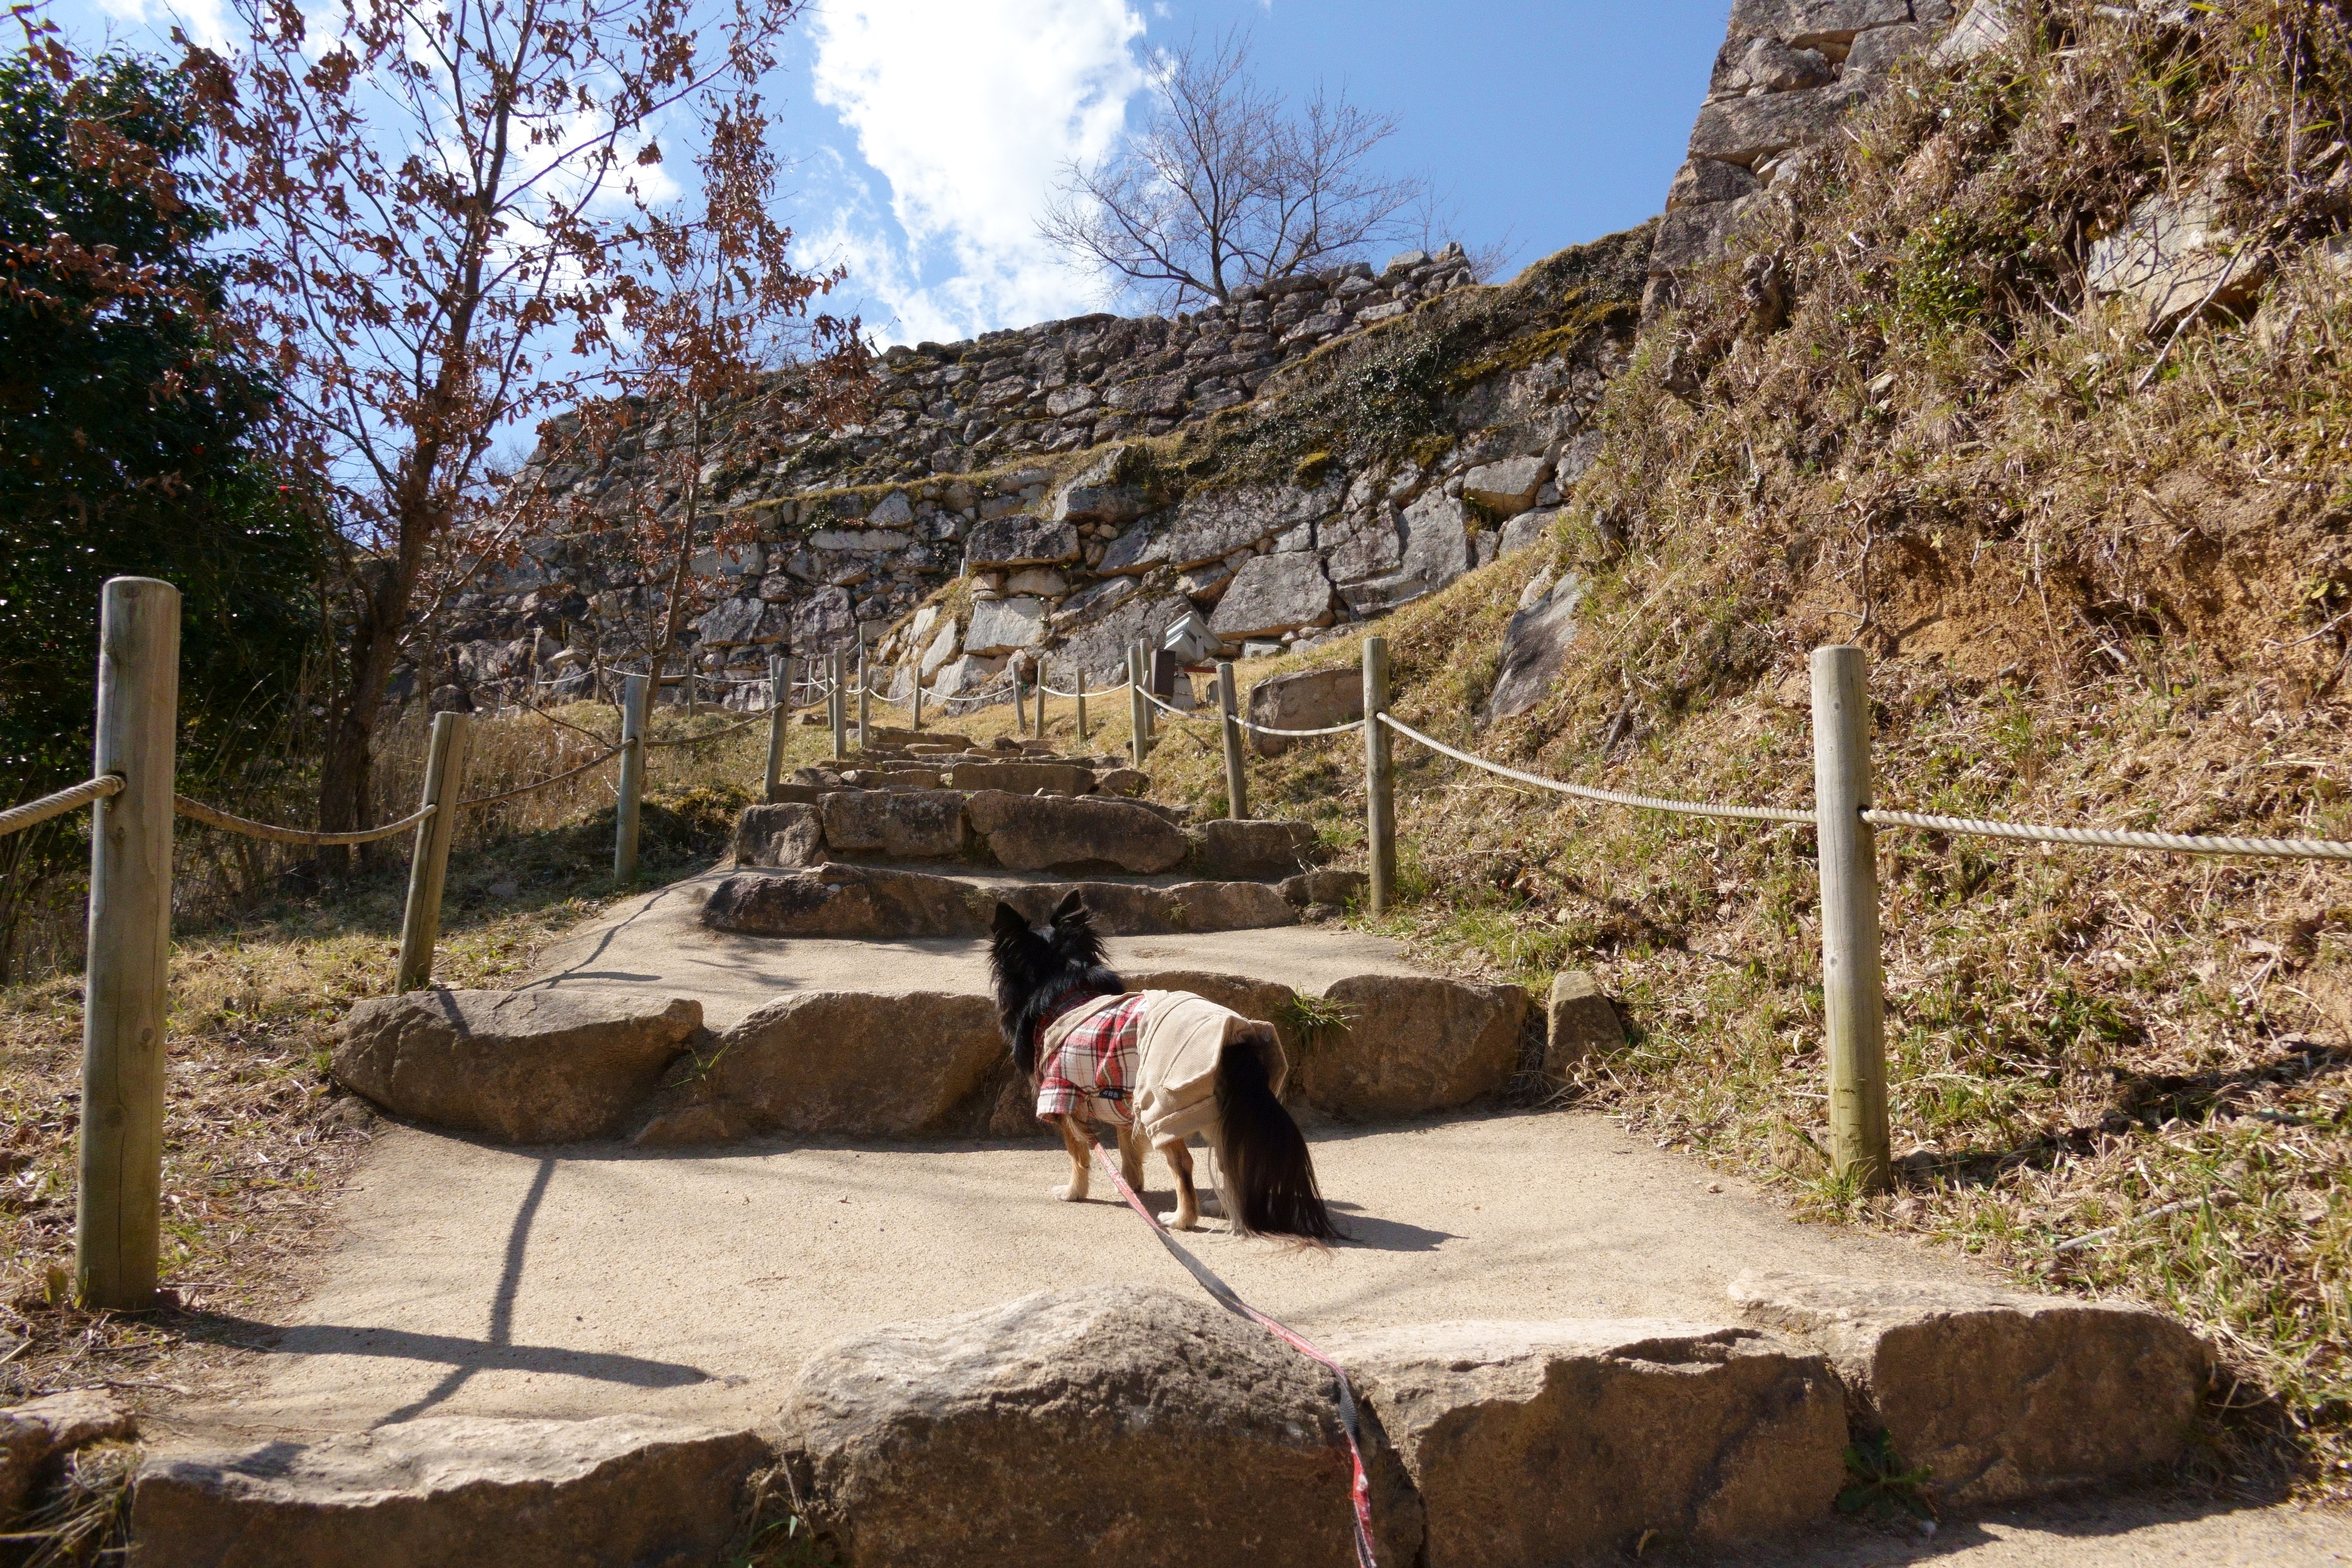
{"left": 1091, "top": 1144, "right": 1379, "bottom": 1568}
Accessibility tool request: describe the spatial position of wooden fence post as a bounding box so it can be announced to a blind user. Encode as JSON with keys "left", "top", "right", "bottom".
{"left": 1362, "top": 635, "right": 1395, "bottom": 916}
{"left": 1218, "top": 661, "right": 1248, "bottom": 821}
{"left": 395, "top": 710, "right": 471, "bottom": 994}
{"left": 830, "top": 652, "right": 848, "bottom": 758}
{"left": 766, "top": 655, "right": 790, "bottom": 802}
{"left": 614, "top": 672, "right": 649, "bottom": 882}
{"left": 1811, "top": 645, "right": 1891, "bottom": 1193}
{"left": 856, "top": 628, "right": 871, "bottom": 751}
{"left": 77, "top": 575, "right": 180, "bottom": 1311}
{"left": 910, "top": 654, "right": 923, "bottom": 733}
{"left": 1127, "top": 643, "right": 1150, "bottom": 768}
{"left": 1074, "top": 667, "right": 1087, "bottom": 743}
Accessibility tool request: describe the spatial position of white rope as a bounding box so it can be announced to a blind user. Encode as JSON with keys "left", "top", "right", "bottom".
{"left": 1039, "top": 680, "right": 1134, "bottom": 699}
{"left": 1863, "top": 808, "right": 2352, "bottom": 861}
{"left": 0, "top": 775, "right": 124, "bottom": 838}
{"left": 1377, "top": 714, "right": 1816, "bottom": 825}
{"left": 175, "top": 797, "right": 438, "bottom": 846}
{"left": 1141, "top": 689, "right": 1216, "bottom": 725}
{"left": 1236, "top": 716, "right": 1366, "bottom": 738}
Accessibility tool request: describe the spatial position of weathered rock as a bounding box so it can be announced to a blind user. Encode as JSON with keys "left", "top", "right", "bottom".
{"left": 2088, "top": 193, "right": 2268, "bottom": 335}
{"left": 1246, "top": 666, "right": 1362, "bottom": 758}
{"left": 946, "top": 760, "right": 1095, "bottom": 795}
{"left": 335, "top": 990, "right": 700, "bottom": 1144}
{"left": 1279, "top": 869, "right": 1369, "bottom": 910}
{"left": 1192, "top": 818, "right": 1321, "bottom": 881}
{"left": 1483, "top": 573, "right": 1586, "bottom": 722}
{"left": 995, "top": 879, "right": 1294, "bottom": 936}
{"left": 1930, "top": 0, "right": 2010, "bottom": 64}
{"left": 1719, "top": 0, "right": 1914, "bottom": 52}
{"left": 701, "top": 865, "right": 985, "bottom": 940}
{"left": 1728, "top": 1272, "right": 2212, "bottom": 1507}
{"left": 966, "top": 516, "right": 1080, "bottom": 569}
{"left": 735, "top": 802, "right": 826, "bottom": 868}
{"left": 1545, "top": 971, "right": 1624, "bottom": 1083}
{"left": 1687, "top": 81, "right": 1868, "bottom": 168}
{"left": 130, "top": 1415, "right": 765, "bottom": 1568}
{"left": 963, "top": 594, "right": 1047, "bottom": 656}
{"left": 1651, "top": 191, "right": 1774, "bottom": 277}
{"left": 3, "top": 1391, "right": 135, "bottom": 1524}
{"left": 1139, "top": 483, "right": 1341, "bottom": 571}
{"left": 1726, "top": 34, "right": 1835, "bottom": 91}
{"left": 1049, "top": 448, "right": 1157, "bottom": 524}
{"left": 1340, "top": 491, "right": 1472, "bottom": 615}
{"left": 1668, "top": 156, "right": 1761, "bottom": 211}
{"left": 1329, "top": 1320, "right": 1846, "bottom": 1568}
{"left": 1092, "top": 766, "right": 1150, "bottom": 796}
{"left": 778, "top": 1286, "right": 1424, "bottom": 1568}
{"left": 1161, "top": 880, "right": 1300, "bottom": 932}
{"left": 965, "top": 790, "right": 1189, "bottom": 874}
{"left": 765, "top": 782, "right": 822, "bottom": 806}
{"left": 791, "top": 585, "right": 857, "bottom": 653}
{"left": 818, "top": 790, "right": 967, "bottom": 859}
{"left": 1461, "top": 457, "right": 1549, "bottom": 516}
{"left": 1209, "top": 554, "right": 1335, "bottom": 640}
{"left": 1297, "top": 977, "right": 1527, "bottom": 1119}
{"left": 633, "top": 991, "right": 1005, "bottom": 1143}
{"left": 1494, "top": 507, "right": 1562, "bottom": 558}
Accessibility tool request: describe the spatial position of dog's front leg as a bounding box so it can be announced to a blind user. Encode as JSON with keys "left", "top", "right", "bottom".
{"left": 1116, "top": 1125, "right": 1147, "bottom": 1193}
{"left": 1056, "top": 1115, "right": 1093, "bottom": 1202}
{"left": 1163, "top": 1140, "right": 1199, "bottom": 1230}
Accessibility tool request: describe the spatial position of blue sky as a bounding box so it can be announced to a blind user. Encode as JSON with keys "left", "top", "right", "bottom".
{"left": 53, "top": 0, "right": 1727, "bottom": 349}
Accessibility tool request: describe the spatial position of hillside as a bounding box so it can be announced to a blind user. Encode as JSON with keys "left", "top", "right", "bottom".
{"left": 1130, "top": 0, "right": 2352, "bottom": 1490}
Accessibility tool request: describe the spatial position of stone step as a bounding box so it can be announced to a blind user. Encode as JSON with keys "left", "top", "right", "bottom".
{"left": 129, "top": 1280, "right": 2212, "bottom": 1567}
{"left": 702, "top": 863, "right": 1303, "bottom": 940}
{"left": 738, "top": 795, "right": 1332, "bottom": 884}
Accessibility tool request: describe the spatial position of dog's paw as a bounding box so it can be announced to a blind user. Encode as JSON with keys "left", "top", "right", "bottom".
{"left": 1055, "top": 1183, "right": 1088, "bottom": 1203}
{"left": 1167, "top": 1210, "right": 1198, "bottom": 1231}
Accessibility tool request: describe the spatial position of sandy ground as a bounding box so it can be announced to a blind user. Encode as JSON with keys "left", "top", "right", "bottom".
{"left": 1718, "top": 1490, "right": 2351, "bottom": 1565}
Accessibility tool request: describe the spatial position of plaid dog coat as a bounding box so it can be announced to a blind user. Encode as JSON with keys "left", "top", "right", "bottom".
{"left": 1034, "top": 990, "right": 1287, "bottom": 1146}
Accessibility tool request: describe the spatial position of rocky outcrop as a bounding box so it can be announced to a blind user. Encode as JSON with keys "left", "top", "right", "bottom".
{"left": 1649, "top": 1, "right": 1961, "bottom": 312}
{"left": 130, "top": 1416, "right": 765, "bottom": 1568}
{"left": 1483, "top": 569, "right": 1586, "bottom": 722}
{"left": 1728, "top": 1271, "right": 2212, "bottom": 1506}
{"left": 1330, "top": 1320, "right": 1847, "bottom": 1567}
{"left": 334, "top": 990, "right": 702, "bottom": 1144}
{"left": 776, "top": 1285, "right": 1426, "bottom": 1568}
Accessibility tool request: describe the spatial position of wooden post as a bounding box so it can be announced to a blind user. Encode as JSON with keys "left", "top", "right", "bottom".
{"left": 856, "top": 626, "right": 871, "bottom": 751}
{"left": 614, "top": 672, "right": 649, "bottom": 882}
{"left": 911, "top": 660, "right": 924, "bottom": 732}
{"left": 1218, "top": 661, "right": 1247, "bottom": 821}
{"left": 830, "top": 652, "right": 848, "bottom": 759}
{"left": 1074, "top": 665, "right": 1087, "bottom": 744}
{"left": 766, "top": 655, "right": 790, "bottom": 802}
{"left": 1127, "top": 643, "right": 1149, "bottom": 768}
{"left": 1362, "top": 636, "right": 1395, "bottom": 916}
{"left": 1812, "top": 645, "right": 1890, "bottom": 1193}
{"left": 77, "top": 575, "right": 179, "bottom": 1311}
{"left": 395, "top": 710, "right": 471, "bottom": 994}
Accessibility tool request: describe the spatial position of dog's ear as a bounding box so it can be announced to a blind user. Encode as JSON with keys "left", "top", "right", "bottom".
{"left": 1050, "top": 889, "right": 1089, "bottom": 926}
{"left": 991, "top": 900, "right": 1030, "bottom": 938}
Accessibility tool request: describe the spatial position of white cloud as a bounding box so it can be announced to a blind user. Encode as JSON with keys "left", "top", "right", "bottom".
{"left": 807, "top": 0, "right": 1146, "bottom": 344}
{"left": 85, "top": 0, "right": 234, "bottom": 51}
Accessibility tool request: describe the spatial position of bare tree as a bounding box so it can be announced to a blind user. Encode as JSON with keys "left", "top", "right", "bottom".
{"left": 1039, "top": 29, "right": 1429, "bottom": 310}
{"left": 181, "top": 0, "right": 864, "bottom": 838}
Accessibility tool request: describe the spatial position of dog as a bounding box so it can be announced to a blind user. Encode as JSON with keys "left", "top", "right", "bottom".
{"left": 988, "top": 891, "right": 1339, "bottom": 1240}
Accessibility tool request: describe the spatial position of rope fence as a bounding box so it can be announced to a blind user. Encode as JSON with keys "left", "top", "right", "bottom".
{"left": 172, "top": 796, "right": 436, "bottom": 847}
{"left": 0, "top": 775, "right": 123, "bottom": 840}
{"left": 1377, "top": 715, "right": 1817, "bottom": 825}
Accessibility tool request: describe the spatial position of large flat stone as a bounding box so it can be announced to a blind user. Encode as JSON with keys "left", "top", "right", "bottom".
{"left": 964, "top": 594, "right": 1047, "bottom": 656}
{"left": 777, "top": 1285, "right": 1424, "bottom": 1567}
{"left": 2088, "top": 194, "right": 2268, "bottom": 335}
{"left": 335, "top": 990, "right": 701, "bottom": 1145}
{"left": 1247, "top": 666, "right": 1363, "bottom": 758}
{"left": 1483, "top": 573, "right": 1586, "bottom": 721}
{"left": 994, "top": 880, "right": 1297, "bottom": 936}
{"left": 966, "top": 790, "right": 1189, "bottom": 874}
{"left": 1209, "top": 553, "right": 1335, "bottom": 640}
{"left": 965, "top": 516, "right": 1079, "bottom": 569}
{"left": 1687, "top": 81, "right": 1868, "bottom": 167}
{"left": 1330, "top": 1319, "right": 1847, "bottom": 1567}
{"left": 1136, "top": 482, "right": 1342, "bottom": 571}
{"left": 1297, "top": 976, "right": 1528, "bottom": 1119}
{"left": 701, "top": 865, "right": 986, "bottom": 939}
{"left": 1729, "top": 1272, "right": 2212, "bottom": 1507}
{"left": 946, "top": 759, "right": 1095, "bottom": 795}
{"left": 1339, "top": 492, "right": 1472, "bottom": 616}
{"left": 1191, "top": 818, "right": 1322, "bottom": 881}
{"left": 130, "top": 1415, "right": 765, "bottom": 1568}
{"left": 734, "top": 801, "right": 825, "bottom": 868}
{"left": 1461, "top": 456, "right": 1549, "bottom": 515}
{"left": 634, "top": 991, "right": 1005, "bottom": 1144}
{"left": 818, "top": 789, "right": 967, "bottom": 859}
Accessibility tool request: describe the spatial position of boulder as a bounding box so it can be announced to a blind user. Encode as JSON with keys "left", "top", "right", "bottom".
{"left": 1339, "top": 492, "right": 1472, "bottom": 616}
{"left": 1049, "top": 448, "right": 1158, "bottom": 524}
{"left": 1544, "top": 971, "right": 1624, "bottom": 1083}
{"left": 1667, "top": 156, "right": 1761, "bottom": 210}
{"left": 1092, "top": 767, "right": 1150, "bottom": 797}
{"left": 1296, "top": 977, "right": 1527, "bottom": 1119}
{"left": 1136, "top": 483, "right": 1342, "bottom": 571}
{"left": 1483, "top": 573, "right": 1586, "bottom": 722}
{"left": 1192, "top": 818, "right": 1321, "bottom": 881}
{"left": 818, "top": 790, "right": 967, "bottom": 859}
{"left": 129, "top": 1415, "right": 765, "bottom": 1568}
{"left": 1718, "top": 0, "right": 1914, "bottom": 54}
{"left": 965, "top": 790, "right": 1189, "bottom": 874}
{"left": 1650, "top": 191, "right": 1774, "bottom": 277}
{"left": 1494, "top": 507, "right": 1561, "bottom": 559}
{"left": 1209, "top": 554, "right": 1335, "bottom": 640}
{"left": 1930, "top": 0, "right": 2012, "bottom": 64}
{"left": 777, "top": 1286, "right": 1424, "bottom": 1568}
{"left": 2088, "top": 193, "right": 2268, "bottom": 335}
{"left": 1728, "top": 1272, "right": 2212, "bottom": 1507}
{"left": 735, "top": 802, "right": 826, "bottom": 868}
{"left": 1280, "top": 869, "right": 1369, "bottom": 911}
{"left": 966, "top": 516, "right": 1080, "bottom": 569}
{"left": 1686, "top": 81, "right": 1867, "bottom": 168}
{"left": 334, "top": 990, "right": 701, "bottom": 1144}
{"left": 791, "top": 585, "right": 858, "bottom": 653}
{"left": 963, "top": 595, "right": 1047, "bottom": 656}
{"left": 1328, "top": 1320, "right": 1846, "bottom": 1568}
{"left": 1160, "top": 880, "right": 1300, "bottom": 932}
{"left": 633, "top": 991, "right": 1005, "bottom": 1143}
{"left": 701, "top": 865, "right": 986, "bottom": 940}
{"left": 946, "top": 760, "right": 1096, "bottom": 796}
{"left": 1461, "top": 457, "right": 1549, "bottom": 516}
{"left": 1246, "top": 667, "right": 1362, "bottom": 758}
{"left": 3, "top": 1390, "right": 136, "bottom": 1523}
{"left": 1724, "top": 34, "right": 1835, "bottom": 91}
{"left": 765, "top": 782, "right": 822, "bottom": 806}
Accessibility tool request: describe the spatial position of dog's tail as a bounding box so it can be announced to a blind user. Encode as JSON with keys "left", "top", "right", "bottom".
{"left": 1215, "top": 1033, "right": 1340, "bottom": 1241}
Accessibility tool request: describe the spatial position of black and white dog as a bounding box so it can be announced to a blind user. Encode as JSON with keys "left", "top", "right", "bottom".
{"left": 988, "top": 892, "right": 1338, "bottom": 1240}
